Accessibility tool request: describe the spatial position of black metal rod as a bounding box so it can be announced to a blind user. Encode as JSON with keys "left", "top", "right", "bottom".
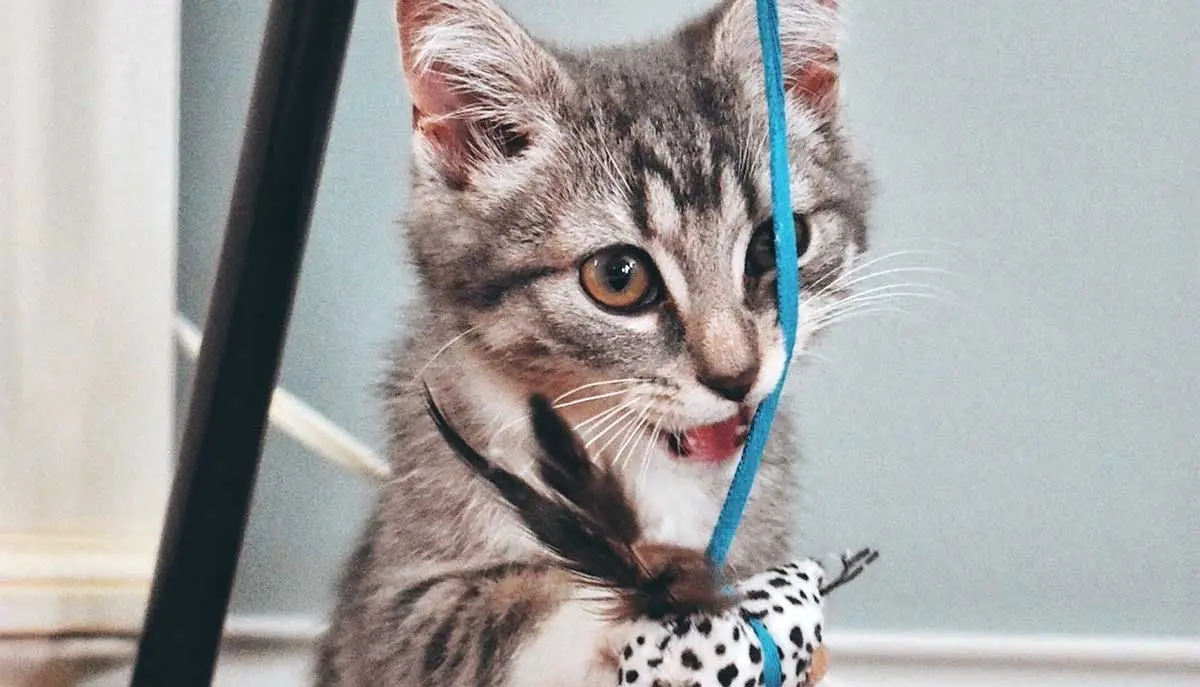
{"left": 131, "top": 0, "right": 358, "bottom": 684}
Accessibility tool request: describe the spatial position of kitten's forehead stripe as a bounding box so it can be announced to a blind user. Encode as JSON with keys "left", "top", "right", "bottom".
{"left": 628, "top": 141, "right": 685, "bottom": 237}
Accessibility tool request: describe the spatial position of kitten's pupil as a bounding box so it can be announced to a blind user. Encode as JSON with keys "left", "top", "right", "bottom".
{"left": 745, "top": 214, "right": 813, "bottom": 278}
{"left": 746, "top": 222, "right": 777, "bottom": 277}
{"left": 606, "top": 256, "right": 636, "bottom": 291}
{"left": 794, "top": 213, "right": 812, "bottom": 257}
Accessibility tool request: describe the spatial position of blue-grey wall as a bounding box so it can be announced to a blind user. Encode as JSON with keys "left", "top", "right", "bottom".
{"left": 180, "top": 0, "right": 1199, "bottom": 636}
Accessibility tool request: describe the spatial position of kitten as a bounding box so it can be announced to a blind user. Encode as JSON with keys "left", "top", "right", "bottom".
{"left": 316, "top": 0, "right": 872, "bottom": 685}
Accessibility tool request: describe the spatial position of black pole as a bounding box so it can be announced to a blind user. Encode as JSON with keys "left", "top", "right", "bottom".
{"left": 131, "top": 1, "right": 358, "bottom": 684}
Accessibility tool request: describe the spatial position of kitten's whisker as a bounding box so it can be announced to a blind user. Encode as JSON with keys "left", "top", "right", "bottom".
{"left": 805, "top": 284, "right": 953, "bottom": 322}
{"left": 794, "top": 349, "right": 837, "bottom": 366}
{"left": 813, "top": 296, "right": 920, "bottom": 321}
{"left": 813, "top": 266, "right": 954, "bottom": 299}
{"left": 575, "top": 399, "right": 637, "bottom": 435}
{"left": 814, "top": 290, "right": 951, "bottom": 320}
{"left": 817, "top": 306, "right": 913, "bottom": 329}
{"left": 551, "top": 388, "right": 633, "bottom": 410}
{"left": 635, "top": 418, "right": 662, "bottom": 498}
{"left": 845, "top": 280, "right": 957, "bottom": 302}
{"left": 820, "top": 289, "right": 947, "bottom": 312}
{"left": 821, "top": 249, "right": 944, "bottom": 284}
{"left": 816, "top": 281, "right": 952, "bottom": 307}
{"left": 629, "top": 413, "right": 660, "bottom": 478}
{"left": 595, "top": 402, "right": 650, "bottom": 462}
{"left": 486, "top": 411, "right": 534, "bottom": 444}
{"left": 612, "top": 405, "right": 651, "bottom": 473}
{"left": 585, "top": 403, "right": 643, "bottom": 451}
{"left": 410, "top": 326, "right": 477, "bottom": 384}
{"left": 807, "top": 249, "right": 947, "bottom": 298}
{"left": 551, "top": 377, "right": 642, "bottom": 403}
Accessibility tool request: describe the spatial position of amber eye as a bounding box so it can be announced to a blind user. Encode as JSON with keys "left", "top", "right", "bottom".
{"left": 745, "top": 213, "right": 813, "bottom": 278}
{"left": 579, "top": 246, "right": 661, "bottom": 313}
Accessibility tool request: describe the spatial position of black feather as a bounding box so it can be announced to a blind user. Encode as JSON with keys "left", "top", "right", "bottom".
{"left": 423, "top": 383, "right": 726, "bottom": 620}
{"left": 423, "top": 384, "right": 639, "bottom": 587}
{"left": 527, "top": 395, "right": 641, "bottom": 546}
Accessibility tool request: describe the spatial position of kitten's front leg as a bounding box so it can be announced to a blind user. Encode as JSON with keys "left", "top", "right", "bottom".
{"left": 320, "top": 561, "right": 623, "bottom": 687}
{"left": 506, "top": 592, "right": 625, "bottom": 687}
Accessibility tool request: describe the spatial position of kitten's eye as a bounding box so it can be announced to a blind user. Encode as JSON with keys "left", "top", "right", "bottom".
{"left": 745, "top": 213, "right": 813, "bottom": 278}
{"left": 579, "top": 246, "right": 661, "bottom": 313}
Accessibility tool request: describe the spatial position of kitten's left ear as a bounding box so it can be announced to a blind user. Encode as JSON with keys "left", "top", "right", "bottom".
{"left": 712, "top": 0, "right": 841, "bottom": 116}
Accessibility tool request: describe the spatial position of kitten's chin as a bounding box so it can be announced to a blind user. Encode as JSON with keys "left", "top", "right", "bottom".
{"left": 664, "top": 404, "right": 754, "bottom": 464}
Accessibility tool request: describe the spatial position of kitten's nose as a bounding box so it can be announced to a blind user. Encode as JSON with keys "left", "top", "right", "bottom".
{"left": 698, "top": 365, "right": 759, "bottom": 403}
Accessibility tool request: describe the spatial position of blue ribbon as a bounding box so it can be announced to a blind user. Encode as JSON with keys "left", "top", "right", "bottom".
{"left": 704, "top": 1, "right": 800, "bottom": 685}
{"left": 706, "top": 0, "right": 801, "bottom": 570}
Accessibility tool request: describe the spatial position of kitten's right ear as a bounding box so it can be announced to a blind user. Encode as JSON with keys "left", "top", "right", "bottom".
{"left": 397, "top": 0, "right": 566, "bottom": 188}
{"left": 712, "top": 0, "right": 842, "bottom": 117}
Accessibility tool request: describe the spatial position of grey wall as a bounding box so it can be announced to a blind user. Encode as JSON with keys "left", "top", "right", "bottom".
{"left": 180, "top": 0, "right": 1199, "bottom": 636}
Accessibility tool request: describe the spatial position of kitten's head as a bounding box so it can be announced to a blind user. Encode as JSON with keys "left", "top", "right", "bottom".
{"left": 398, "top": 0, "right": 871, "bottom": 464}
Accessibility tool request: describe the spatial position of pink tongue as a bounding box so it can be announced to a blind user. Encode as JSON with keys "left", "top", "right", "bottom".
{"left": 680, "top": 415, "right": 746, "bottom": 463}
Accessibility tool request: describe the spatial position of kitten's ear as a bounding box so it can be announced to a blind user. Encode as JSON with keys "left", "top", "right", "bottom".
{"left": 712, "top": 0, "right": 841, "bottom": 116}
{"left": 396, "top": 0, "right": 565, "bottom": 187}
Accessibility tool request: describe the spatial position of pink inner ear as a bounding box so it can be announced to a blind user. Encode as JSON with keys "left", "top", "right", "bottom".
{"left": 397, "top": 0, "right": 472, "bottom": 122}
{"left": 402, "top": 62, "right": 472, "bottom": 187}
{"left": 787, "top": 51, "right": 839, "bottom": 115}
{"left": 407, "top": 62, "right": 470, "bottom": 124}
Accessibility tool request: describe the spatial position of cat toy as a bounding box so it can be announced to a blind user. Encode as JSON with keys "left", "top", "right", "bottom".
{"left": 427, "top": 0, "right": 877, "bottom": 685}
{"left": 427, "top": 392, "right": 877, "bottom": 687}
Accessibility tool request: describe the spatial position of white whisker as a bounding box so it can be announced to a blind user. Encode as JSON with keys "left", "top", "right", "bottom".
{"left": 487, "top": 411, "right": 533, "bottom": 444}
{"left": 807, "top": 249, "right": 943, "bottom": 293}
{"left": 828, "top": 281, "right": 955, "bottom": 304}
{"left": 552, "top": 377, "right": 643, "bottom": 403}
{"left": 635, "top": 418, "right": 662, "bottom": 498}
{"left": 817, "top": 306, "right": 914, "bottom": 328}
{"left": 612, "top": 406, "right": 651, "bottom": 473}
{"left": 574, "top": 400, "right": 636, "bottom": 435}
{"left": 552, "top": 388, "right": 633, "bottom": 410}
{"left": 812, "top": 265, "right": 955, "bottom": 300}
{"left": 586, "top": 403, "right": 644, "bottom": 451}
{"left": 815, "top": 290, "right": 948, "bottom": 317}
{"left": 410, "top": 326, "right": 477, "bottom": 384}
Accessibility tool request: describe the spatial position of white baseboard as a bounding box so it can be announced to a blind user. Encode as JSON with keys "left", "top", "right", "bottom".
{"left": 0, "top": 533, "right": 159, "bottom": 636}
{"left": 8, "top": 615, "right": 1198, "bottom": 686}
{"left": 217, "top": 616, "right": 1200, "bottom": 686}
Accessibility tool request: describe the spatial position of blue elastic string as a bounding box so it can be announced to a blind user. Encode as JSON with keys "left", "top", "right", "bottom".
{"left": 706, "top": 0, "right": 800, "bottom": 571}
{"left": 705, "top": 1, "right": 799, "bottom": 685}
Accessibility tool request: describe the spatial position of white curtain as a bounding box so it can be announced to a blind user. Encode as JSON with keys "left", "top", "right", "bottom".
{"left": 0, "top": 0, "right": 178, "bottom": 638}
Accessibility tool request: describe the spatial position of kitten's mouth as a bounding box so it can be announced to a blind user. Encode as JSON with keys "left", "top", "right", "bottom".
{"left": 665, "top": 405, "right": 753, "bottom": 464}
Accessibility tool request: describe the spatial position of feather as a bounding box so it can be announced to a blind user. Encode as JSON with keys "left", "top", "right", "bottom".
{"left": 527, "top": 395, "right": 641, "bottom": 549}
{"left": 422, "top": 384, "right": 635, "bottom": 587}
{"left": 422, "top": 383, "right": 729, "bottom": 619}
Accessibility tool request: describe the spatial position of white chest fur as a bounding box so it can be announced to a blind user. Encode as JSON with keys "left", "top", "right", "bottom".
{"left": 624, "top": 446, "right": 736, "bottom": 551}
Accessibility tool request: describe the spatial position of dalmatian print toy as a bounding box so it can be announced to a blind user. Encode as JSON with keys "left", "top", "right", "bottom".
{"left": 617, "top": 550, "right": 877, "bottom": 687}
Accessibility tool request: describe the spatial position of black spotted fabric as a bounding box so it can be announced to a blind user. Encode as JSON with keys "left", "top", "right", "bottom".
{"left": 616, "top": 558, "right": 832, "bottom": 687}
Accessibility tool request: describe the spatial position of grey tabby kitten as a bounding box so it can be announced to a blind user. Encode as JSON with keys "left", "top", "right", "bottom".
{"left": 317, "top": 0, "right": 871, "bottom": 684}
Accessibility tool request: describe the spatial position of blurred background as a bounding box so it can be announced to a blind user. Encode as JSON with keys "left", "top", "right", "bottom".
{"left": 3, "top": 0, "right": 1196, "bottom": 685}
